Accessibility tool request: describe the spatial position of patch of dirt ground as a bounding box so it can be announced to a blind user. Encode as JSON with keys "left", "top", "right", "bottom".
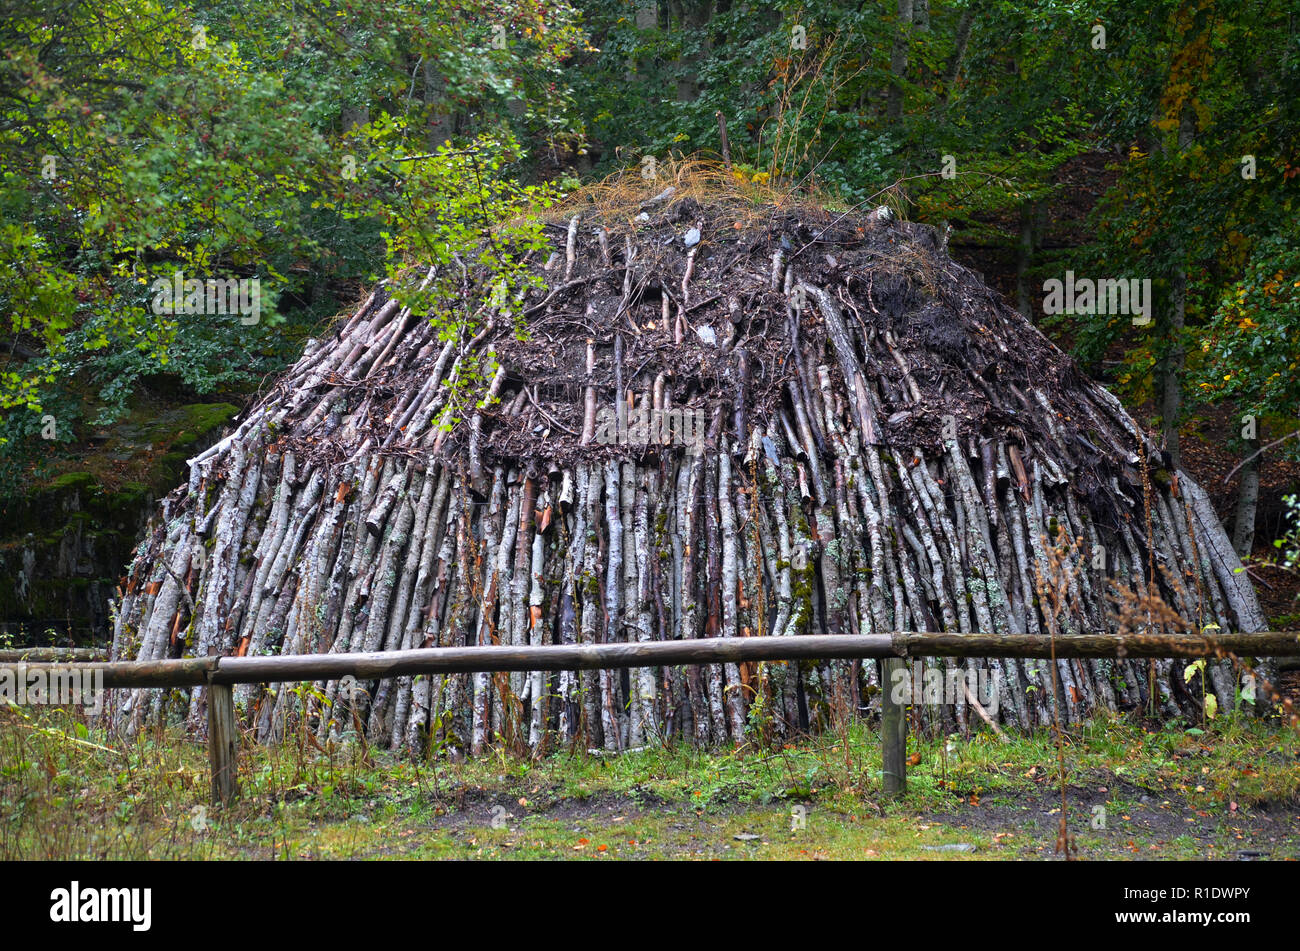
{"left": 324, "top": 779, "right": 1300, "bottom": 859}
{"left": 921, "top": 778, "right": 1300, "bottom": 860}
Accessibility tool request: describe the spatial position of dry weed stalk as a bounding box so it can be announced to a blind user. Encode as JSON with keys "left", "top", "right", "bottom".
{"left": 1033, "top": 529, "right": 1086, "bottom": 858}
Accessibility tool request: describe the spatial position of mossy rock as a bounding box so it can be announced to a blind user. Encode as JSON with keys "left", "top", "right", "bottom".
{"left": 0, "top": 401, "right": 237, "bottom": 642}
{"left": 164, "top": 402, "right": 240, "bottom": 450}
{"left": 48, "top": 472, "right": 96, "bottom": 492}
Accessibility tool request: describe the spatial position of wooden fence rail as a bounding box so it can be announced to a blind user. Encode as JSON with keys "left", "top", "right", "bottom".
{"left": 0, "top": 647, "right": 107, "bottom": 663}
{"left": 3, "top": 632, "right": 1297, "bottom": 808}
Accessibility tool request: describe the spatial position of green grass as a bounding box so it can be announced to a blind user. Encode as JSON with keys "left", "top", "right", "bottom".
{"left": 2, "top": 702, "right": 1296, "bottom": 860}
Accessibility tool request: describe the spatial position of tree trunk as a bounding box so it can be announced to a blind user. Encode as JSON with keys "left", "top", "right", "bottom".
{"left": 913, "top": 0, "right": 930, "bottom": 31}
{"left": 1157, "top": 58, "right": 1201, "bottom": 472}
{"left": 888, "top": 0, "right": 914, "bottom": 120}
{"left": 673, "top": 0, "right": 714, "bottom": 103}
{"left": 1232, "top": 437, "right": 1260, "bottom": 558}
{"left": 942, "top": 3, "right": 977, "bottom": 96}
{"left": 1016, "top": 200, "right": 1036, "bottom": 322}
{"left": 424, "top": 58, "right": 454, "bottom": 149}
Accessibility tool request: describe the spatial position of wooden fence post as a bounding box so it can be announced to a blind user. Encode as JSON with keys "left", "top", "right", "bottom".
{"left": 880, "top": 657, "right": 907, "bottom": 797}
{"left": 207, "top": 682, "right": 238, "bottom": 808}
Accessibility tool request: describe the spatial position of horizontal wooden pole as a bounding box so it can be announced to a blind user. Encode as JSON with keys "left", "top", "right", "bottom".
{"left": 0, "top": 647, "right": 107, "bottom": 663}
{"left": 2, "top": 633, "right": 1297, "bottom": 691}
{"left": 0, "top": 656, "right": 218, "bottom": 688}
{"left": 892, "top": 632, "right": 1300, "bottom": 659}
{"left": 212, "top": 635, "right": 898, "bottom": 683}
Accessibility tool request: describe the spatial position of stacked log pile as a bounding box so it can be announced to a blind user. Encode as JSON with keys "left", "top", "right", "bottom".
{"left": 108, "top": 192, "right": 1266, "bottom": 753}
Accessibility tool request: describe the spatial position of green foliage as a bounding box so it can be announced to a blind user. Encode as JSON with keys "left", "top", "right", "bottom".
{"left": 1057, "top": 0, "right": 1300, "bottom": 409}
{"left": 574, "top": 2, "right": 905, "bottom": 195}
{"left": 1, "top": 0, "right": 1297, "bottom": 515}
{"left": 0, "top": 0, "right": 585, "bottom": 460}
{"left": 358, "top": 129, "right": 558, "bottom": 339}
{"left": 1193, "top": 234, "right": 1300, "bottom": 427}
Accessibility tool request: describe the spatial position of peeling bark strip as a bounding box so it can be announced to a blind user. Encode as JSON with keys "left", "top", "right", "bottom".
{"left": 109, "top": 199, "right": 1269, "bottom": 748}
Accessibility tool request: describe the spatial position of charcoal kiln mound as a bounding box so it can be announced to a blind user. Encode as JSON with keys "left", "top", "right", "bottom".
{"left": 109, "top": 188, "right": 1266, "bottom": 753}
